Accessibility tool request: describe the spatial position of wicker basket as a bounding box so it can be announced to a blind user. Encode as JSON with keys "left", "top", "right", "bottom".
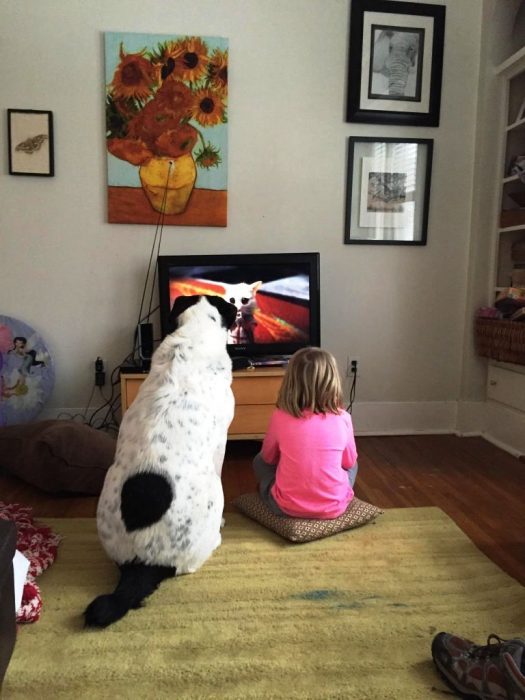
{"left": 474, "top": 318, "right": 525, "bottom": 365}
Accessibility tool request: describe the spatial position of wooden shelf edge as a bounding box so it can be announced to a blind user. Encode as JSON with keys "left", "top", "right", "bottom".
{"left": 495, "top": 45, "right": 525, "bottom": 76}
{"left": 506, "top": 116, "right": 525, "bottom": 132}
{"left": 498, "top": 224, "right": 525, "bottom": 233}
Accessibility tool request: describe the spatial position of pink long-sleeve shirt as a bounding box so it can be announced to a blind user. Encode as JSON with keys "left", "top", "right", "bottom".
{"left": 261, "top": 408, "right": 358, "bottom": 518}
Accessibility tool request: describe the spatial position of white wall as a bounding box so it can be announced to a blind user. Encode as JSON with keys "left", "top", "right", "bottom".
{"left": 0, "top": 0, "right": 486, "bottom": 433}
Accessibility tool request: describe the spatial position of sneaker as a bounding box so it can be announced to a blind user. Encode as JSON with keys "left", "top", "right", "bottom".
{"left": 431, "top": 632, "right": 525, "bottom": 699}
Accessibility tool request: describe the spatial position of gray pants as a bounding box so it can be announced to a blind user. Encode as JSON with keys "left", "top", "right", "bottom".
{"left": 252, "top": 452, "right": 358, "bottom": 516}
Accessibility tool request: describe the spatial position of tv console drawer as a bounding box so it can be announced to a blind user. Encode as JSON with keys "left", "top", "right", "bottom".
{"left": 120, "top": 367, "right": 285, "bottom": 440}
{"left": 232, "top": 372, "right": 284, "bottom": 405}
{"left": 228, "top": 404, "right": 276, "bottom": 438}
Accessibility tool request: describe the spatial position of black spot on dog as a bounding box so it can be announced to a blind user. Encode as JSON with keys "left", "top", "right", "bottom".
{"left": 167, "top": 295, "right": 201, "bottom": 333}
{"left": 121, "top": 472, "right": 173, "bottom": 532}
{"left": 206, "top": 295, "right": 237, "bottom": 330}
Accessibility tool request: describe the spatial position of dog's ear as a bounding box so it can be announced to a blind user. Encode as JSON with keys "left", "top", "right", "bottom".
{"left": 206, "top": 295, "right": 237, "bottom": 330}
{"left": 167, "top": 295, "right": 201, "bottom": 333}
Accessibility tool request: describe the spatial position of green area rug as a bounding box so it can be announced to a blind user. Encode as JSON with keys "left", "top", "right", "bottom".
{"left": 4, "top": 509, "right": 524, "bottom": 699}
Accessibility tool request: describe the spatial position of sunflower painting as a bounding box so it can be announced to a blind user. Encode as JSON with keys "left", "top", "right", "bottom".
{"left": 105, "top": 32, "right": 228, "bottom": 226}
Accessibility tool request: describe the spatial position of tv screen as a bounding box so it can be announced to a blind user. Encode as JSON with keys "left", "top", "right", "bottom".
{"left": 157, "top": 252, "right": 320, "bottom": 359}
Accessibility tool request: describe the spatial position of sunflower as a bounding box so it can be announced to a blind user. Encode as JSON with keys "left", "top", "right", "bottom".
{"left": 110, "top": 44, "right": 157, "bottom": 101}
{"left": 107, "top": 137, "right": 153, "bottom": 165}
{"left": 192, "top": 88, "right": 226, "bottom": 127}
{"left": 127, "top": 101, "right": 181, "bottom": 147}
{"left": 155, "top": 78, "right": 194, "bottom": 119}
{"left": 149, "top": 41, "right": 184, "bottom": 82}
{"left": 195, "top": 142, "right": 222, "bottom": 169}
{"left": 154, "top": 124, "right": 199, "bottom": 158}
{"left": 169, "top": 36, "right": 209, "bottom": 83}
{"left": 207, "top": 49, "right": 228, "bottom": 93}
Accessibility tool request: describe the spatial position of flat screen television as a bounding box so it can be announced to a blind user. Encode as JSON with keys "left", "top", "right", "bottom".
{"left": 157, "top": 252, "right": 320, "bottom": 360}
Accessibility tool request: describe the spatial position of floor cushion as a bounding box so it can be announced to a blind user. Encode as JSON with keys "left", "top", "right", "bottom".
{"left": 233, "top": 492, "right": 383, "bottom": 542}
{"left": 0, "top": 420, "right": 115, "bottom": 495}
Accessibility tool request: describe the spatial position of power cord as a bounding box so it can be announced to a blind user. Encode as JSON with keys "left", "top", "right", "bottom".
{"left": 135, "top": 161, "right": 171, "bottom": 335}
{"left": 346, "top": 365, "right": 357, "bottom": 414}
{"left": 77, "top": 167, "right": 172, "bottom": 434}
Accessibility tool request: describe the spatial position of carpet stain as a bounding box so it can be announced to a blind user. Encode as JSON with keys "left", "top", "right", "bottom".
{"left": 292, "top": 590, "right": 409, "bottom": 611}
{"left": 292, "top": 588, "right": 339, "bottom": 601}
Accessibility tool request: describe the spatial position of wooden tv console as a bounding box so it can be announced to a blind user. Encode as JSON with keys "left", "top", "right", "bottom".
{"left": 120, "top": 367, "right": 285, "bottom": 440}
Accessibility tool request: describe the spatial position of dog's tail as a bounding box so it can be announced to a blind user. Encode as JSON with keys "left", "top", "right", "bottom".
{"left": 84, "top": 562, "right": 176, "bottom": 628}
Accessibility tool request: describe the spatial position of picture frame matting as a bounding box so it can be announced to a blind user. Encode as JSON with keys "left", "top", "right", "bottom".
{"left": 344, "top": 136, "right": 433, "bottom": 246}
{"left": 7, "top": 109, "right": 54, "bottom": 177}
{"left": 346, "top": 0, "right": 446, "bottom": 127}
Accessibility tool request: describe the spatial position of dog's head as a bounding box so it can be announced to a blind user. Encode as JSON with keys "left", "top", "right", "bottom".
{"left": 167, "top": 295, "right": 237, "bottom": 335}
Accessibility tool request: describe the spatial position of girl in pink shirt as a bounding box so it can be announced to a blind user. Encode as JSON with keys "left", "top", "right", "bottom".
{"left": 253, "top": 347, "right": 358, "bottom": 519}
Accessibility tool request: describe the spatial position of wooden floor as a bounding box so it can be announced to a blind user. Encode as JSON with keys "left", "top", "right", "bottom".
{"left": 1, "top": 434, "right": 524, "bottom": 584}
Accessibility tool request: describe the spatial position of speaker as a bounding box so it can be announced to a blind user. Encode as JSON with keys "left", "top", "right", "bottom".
{"left": 137, "top": 323, "right": 154, "bottom": 367}
{"left": 231, "top": 357, "right": 251, "bottom": 371}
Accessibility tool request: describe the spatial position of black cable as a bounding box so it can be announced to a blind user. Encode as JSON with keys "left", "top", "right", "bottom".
{"left": 346, "top": 372, "right": 357, "bottom": 414}
{"left": 140, "top": 305, "right": 159, "bottom": 324}
{"left": 82, "top": 383, "right": 97, "bottom": 419}
{"left": 136, "top": 225, "right": 160, "bottom": 332}
{"left": 147, "top": 164, "right": 171, "bottom": 320}
{"left": 87, "top": 350, "right": 134, "bottom": 431}
{"left": 57, "top": 383, "right": 97, "bottom": 423}
{"left": 86, "top": 166, "right": 173, "bottom": 433}
{"left": 91, "top": 390, "right": 121, "bottom": 433}
{"left": 137, "top": 161, "right": 172, "bottom": 331}
{"left": 89, "top": 391, "right": 120, "bottom": 432}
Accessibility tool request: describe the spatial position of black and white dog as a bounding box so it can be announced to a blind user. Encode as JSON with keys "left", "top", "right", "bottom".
{"left": 84, "top": 295, "right": 237, "bottom": 628}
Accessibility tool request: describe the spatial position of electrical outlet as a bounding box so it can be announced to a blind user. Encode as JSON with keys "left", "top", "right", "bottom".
{"left": 346, "top": 356, "right": 360, "bottom": 378}
{"left": 94, "top": 357, "right": 106, "bottom": 387}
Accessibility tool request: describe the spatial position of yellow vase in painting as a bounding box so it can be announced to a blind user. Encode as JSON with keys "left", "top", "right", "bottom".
{"left": 139, "top": 154, "right": 197, "bottom": 215}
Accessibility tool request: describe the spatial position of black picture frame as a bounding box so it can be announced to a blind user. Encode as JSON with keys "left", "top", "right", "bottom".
{"left": 344, "top": 136, "right": 433, "bottom": 245}
{"left": 346, "top": 0, "right": 445, "bottom": 127}
{"left": 7, "top": 109, "right": 54, "bottom": 176}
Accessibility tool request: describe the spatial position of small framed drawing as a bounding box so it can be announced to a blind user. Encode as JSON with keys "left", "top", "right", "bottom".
{"left": 346, "top": 0, "right": 446, "bottom": 126}
{"left": 344, "top": 137, "right": 433, "bottom": 245}
{"left": 7, "top": 109, "right": 54, "bottom": 176}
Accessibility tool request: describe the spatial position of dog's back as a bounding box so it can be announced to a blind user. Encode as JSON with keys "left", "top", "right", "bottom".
{"left": 85, "top": 296, "right": 236, "bottom": 628}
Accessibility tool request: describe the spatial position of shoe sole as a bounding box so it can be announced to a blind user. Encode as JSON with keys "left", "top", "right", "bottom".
{"left": 432, "top": 656, "right": 487, "bottom": 700}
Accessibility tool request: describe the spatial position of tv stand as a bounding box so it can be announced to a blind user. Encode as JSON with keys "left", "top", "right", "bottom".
{"left": 120, "top": 366, "right": 285, "bottom": 440}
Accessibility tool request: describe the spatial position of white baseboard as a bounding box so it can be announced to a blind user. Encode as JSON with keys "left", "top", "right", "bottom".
{"left": 39, "top": 406, "right": 108, "bottom": 423}
{"left": 482, "top": 401, "right": 525, "bottom": 459}
{"left": 455, "top": 400, "right": 486, "bottom": 436}
{"left": 350, "top": 401, "right": 457, "bottom": 435}
{"left": 41, "top": 400, "right": 524, "bottom": 460}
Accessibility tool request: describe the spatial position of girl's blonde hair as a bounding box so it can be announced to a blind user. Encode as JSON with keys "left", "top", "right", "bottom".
{"left": 276, "top": 347, "right": 344, "bottom": 418}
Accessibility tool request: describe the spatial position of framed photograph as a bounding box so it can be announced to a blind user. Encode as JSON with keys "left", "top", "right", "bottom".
{"left": 346, "top": 0, "right": 446, "bottom": 127}
{"left": 7, "top": 109, "right": 54, "bottom": 176}
{"left": 345, "top": 137, "right": 433, "bottom": 245}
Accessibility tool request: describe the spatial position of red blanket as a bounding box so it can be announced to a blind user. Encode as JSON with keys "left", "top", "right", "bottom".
{"left": 0, "top": 502, "right": 61, "bottom": 623}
